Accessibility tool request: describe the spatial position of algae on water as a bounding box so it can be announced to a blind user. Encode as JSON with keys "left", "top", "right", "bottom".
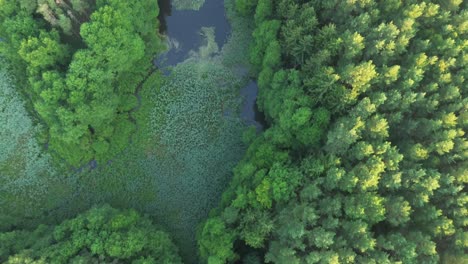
{"left": 172, "top": 0, "right": 206, "bottom": 10}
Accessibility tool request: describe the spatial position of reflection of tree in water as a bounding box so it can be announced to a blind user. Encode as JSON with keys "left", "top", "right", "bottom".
{"left": 156, "top": 0, "right": 231, "bottom": 66}
{"left": 157, "top": 0, "right": 171, "bottom": 33}
{"left": 158, "top": 0, "right": 208, "bottom": 33}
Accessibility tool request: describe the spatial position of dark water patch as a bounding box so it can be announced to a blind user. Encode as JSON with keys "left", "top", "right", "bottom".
{"left": 240, "top": 81, "right": 267, "bottom": 131}
{"left": 157, "top": 0, "right": 172, "bottom": 33}
{"left": 157, "top": 0, "right": 231, "bottom": 66}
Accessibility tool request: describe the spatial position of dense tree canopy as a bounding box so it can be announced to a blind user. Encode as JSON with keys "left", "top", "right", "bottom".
{"left": 1, "top": 0, "right": 467, "bottom": 263}
{"left": 0, "top": 205, "right": 182, "bottom": 263}
{"left": 0, "top": 0, "right": 163, "bottom": 166}
{"left": 199, "top": 0, "right": 467, "bottom": 263}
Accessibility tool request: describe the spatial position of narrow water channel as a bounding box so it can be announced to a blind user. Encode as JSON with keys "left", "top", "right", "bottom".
{"left": 240, "top": 81, "right": 266, "bottom": 131}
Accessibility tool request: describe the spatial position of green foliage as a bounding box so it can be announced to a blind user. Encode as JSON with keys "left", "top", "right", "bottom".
{"left": 2, "top": 1, "right": 466, "bottom": 264}
{"left": 0, "top": 205, "right": 182, "bottom": 263}
{"left": 198, "top": 217, "right": 237, "bottom": 263}
{"left": 0, "top": 58, "right": 73, "bottom": 231}
{"left": 235, "top": 0, "right": 257, "bottom": 15}
{"left": 2, "top": 1, "right": 254, "bottom": 262}
{"left": 34, "top": 0, "right": 96, "bottom": 36}
{"left": 65, "top": 13, "right": 252, "bottom": 262}
{"left": 70, "top": 0, "right": 91, "bottom": 15}
{"left": 199, "top": 0, "right": 468, "bottom": 263}
{"left": 254, "top": 0, "right": 272, "bottom": 24}
{"left": 221, "top": 0, "right": 255, "bottom": 68}
{"left": 0, "top": 0, "right": 163, "bottom": 166}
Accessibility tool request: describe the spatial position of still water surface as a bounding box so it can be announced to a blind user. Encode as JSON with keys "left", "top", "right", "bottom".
{"left": 157, "top": 0, "right": 230, "bottom": 66}
{"left": 158, "top": 0, "right": 266, "bottom": 129}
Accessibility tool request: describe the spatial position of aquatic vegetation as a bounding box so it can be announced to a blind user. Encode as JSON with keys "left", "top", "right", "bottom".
{"left": 2, "top": 0, "right": 465, "bottom": 263}
{"left": 1, "top": 0, "right": 251, "bottom": 262}
{"left": 220, "top": 0, "right": 255, "bottom": 69}
{"left": 136, "top": 33, "right": 248, "bottom": 261}
{"left": 173, "top": 0, "right": 206, "bottom": 11}
{"left": 190, "top": 27, "right": 220, "bottom": 59}
{"left": 66, "top": 20, "right": 250, "bottom": 262}
{"left": 1, "top": 1, "right": 253, "bottom": 260}
{"left": 0, "top": 59, "right": 73, "bottom": 230}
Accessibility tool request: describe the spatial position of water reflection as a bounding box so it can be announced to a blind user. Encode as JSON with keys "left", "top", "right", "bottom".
{"left": 240, "top": 81, "right": 266, "bottom": 131}
{"left": 157, "top": 0, "right": 171, "bottom": 33}
{"left": 156, "top": 0, "right": 230, "bottom": 66}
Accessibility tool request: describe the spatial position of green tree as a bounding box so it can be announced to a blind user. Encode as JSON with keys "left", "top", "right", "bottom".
{"left": 198, "top": 217, "right": 237, "bottom": 264}
{"left": 199, "top": 0, "right": 467, "bottom": 263}
{"left": 0, "top": 0, "right": 163, "bottom": 166}
{"left": 0, "top": 205, "right": 183, "bottom": 263}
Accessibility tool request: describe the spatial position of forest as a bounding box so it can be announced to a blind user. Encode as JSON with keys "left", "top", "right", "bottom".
{"left": 0, "top": 0, "right": 466, "bottom": 263}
